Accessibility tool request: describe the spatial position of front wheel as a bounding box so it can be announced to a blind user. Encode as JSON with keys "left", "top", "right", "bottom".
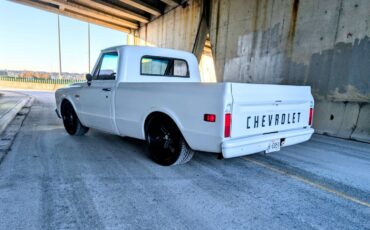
{"left": 61, "top": 102, "right": 89, "bottom": 136}
{"left": 146, "top": 117, "right": 194, "bottom": 166}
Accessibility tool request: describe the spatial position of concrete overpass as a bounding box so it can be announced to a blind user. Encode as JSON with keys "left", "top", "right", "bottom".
{"left": 10, "top": 0, "right": 370, "bottom": 143}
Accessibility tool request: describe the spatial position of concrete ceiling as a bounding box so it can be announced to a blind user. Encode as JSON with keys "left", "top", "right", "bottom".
{"left": 10, "top": 0, "right": 186, "bottom": 33}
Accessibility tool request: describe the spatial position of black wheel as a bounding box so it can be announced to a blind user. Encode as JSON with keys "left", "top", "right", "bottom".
{"left": 146, "top": 117, "right": 194, "bottom": 166}
{"left": 61, "top": 101, "right": 89, "bottom": 136}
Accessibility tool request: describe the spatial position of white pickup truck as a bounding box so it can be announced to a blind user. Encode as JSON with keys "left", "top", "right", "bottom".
{"left": 55, "top": 46, "right": 314, "bottom": 166}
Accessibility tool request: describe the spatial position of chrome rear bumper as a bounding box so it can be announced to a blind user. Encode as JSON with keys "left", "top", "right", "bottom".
{"left": 222, "top": 128, "right": 314, "bottom": 158}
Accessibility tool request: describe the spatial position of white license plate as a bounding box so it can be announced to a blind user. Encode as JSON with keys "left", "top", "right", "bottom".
{"left": 266, "top": 139, "right": 281, "bottom": 153}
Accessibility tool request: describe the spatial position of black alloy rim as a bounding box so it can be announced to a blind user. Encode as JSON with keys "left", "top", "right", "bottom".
{"left": 147, "top": 122, "right": 180, "bottom": 165}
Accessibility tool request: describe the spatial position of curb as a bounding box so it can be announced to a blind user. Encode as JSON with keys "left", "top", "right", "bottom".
{"left": 0, "top": 96, "right": 33, "bottom": 135}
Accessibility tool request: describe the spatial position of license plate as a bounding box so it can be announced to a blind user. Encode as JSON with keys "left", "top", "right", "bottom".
{"left": 266, "top": 139, "right": 281, "bottom": 153}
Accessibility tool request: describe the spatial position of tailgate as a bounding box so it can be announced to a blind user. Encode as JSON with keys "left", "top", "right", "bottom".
{"left": 230, "top": 83, "right": 313, "bottom": 138}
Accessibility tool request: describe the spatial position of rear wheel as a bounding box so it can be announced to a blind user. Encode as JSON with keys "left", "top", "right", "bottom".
{"left": 146, "top": 117, "right": 194, "bottom": 166}
{"left": 61, "top": 101, "right": 89, "bottom": 136}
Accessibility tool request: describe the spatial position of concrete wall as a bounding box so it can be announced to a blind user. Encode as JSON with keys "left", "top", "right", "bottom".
{"left": 134, "top": 0, "right": 370, "bottom": 142}
{"left": 136, "top": 0, "right": 203, "bottom": 51}
{"left": 208, "top": 0, "right": 369, "bottom": 142}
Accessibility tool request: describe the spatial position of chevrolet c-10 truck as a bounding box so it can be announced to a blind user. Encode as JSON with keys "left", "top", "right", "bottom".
{"left": 55, "top": 46, "right": 314, "bottom": 166}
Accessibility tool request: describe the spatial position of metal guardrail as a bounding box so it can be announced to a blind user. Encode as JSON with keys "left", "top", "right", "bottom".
{"left": 0, "top": 76, "right": 85, "bottom": 85}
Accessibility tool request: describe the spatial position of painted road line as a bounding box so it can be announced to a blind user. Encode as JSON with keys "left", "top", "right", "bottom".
{"left": 242, "top": 157, "right": 370, "bottom": 208}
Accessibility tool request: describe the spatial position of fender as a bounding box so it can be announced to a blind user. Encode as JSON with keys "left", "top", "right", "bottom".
{"left": 58, "top": 91, "right": 78, "bottom": 116}
{"left": 140, "top": 107, "right": 185, "bottom": 140}
{"left": 57, "top": 84, "right": 82, "bottom": 116}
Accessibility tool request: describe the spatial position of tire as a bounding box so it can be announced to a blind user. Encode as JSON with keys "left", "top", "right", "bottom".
{"left": 61, "top": 101, "right": 89, "bottom": 136}
{"left": 146, "top": 117, "right": 194, "bottom": 166}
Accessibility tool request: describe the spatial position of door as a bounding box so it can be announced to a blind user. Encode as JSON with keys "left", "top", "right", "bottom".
{"left": 78, "top": 51, "right": 119, "bottom": 133}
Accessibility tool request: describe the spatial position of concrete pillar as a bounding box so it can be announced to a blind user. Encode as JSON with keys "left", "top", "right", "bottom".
{"left": 127, "top": 30, "right": 140, "bottom": 45}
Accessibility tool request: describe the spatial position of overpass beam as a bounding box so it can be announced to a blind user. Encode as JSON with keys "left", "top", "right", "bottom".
{"left": 11, "top": 0, "right": 131, "bottom": 33}
{"left": 118, "top": 0, "right": 161, "bottom": 17}
{"left": 72, "top": 0, "right": 149, "bottom": 24}
{"left": 160, "top": 0, "right": 179, "bottom": 7}
{"left": 38, "top": 0, "right": 139, "bottom": 29}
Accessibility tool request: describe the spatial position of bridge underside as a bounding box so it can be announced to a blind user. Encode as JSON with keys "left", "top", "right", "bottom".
{"left": 10, "top": 0, "right": 370, "bottom": 143}
{"left": 10, "top": 0, "right": 184, "bottom": 33}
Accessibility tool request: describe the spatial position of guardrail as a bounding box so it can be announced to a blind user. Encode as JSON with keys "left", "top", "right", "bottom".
{"left": 0, "top": 76, "right": 85, "bottom": 85}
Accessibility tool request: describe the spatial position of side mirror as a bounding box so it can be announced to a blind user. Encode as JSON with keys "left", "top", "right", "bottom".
{"left": 86, "top": 74, "right": 92, "bottom": 86}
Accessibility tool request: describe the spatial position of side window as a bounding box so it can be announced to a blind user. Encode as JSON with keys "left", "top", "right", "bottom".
{"left": 141, "top": 56, "right": 189, "bottom": 77}
{"left": 94, "top": 52, "right": 118, "bottom": 80}
{"left": 173, "top": 59, "right": 188, "bottom": 76}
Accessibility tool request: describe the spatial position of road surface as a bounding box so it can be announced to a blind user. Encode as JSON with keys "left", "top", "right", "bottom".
{"left": 0, "top": 90, "right": 369, "bottom": 230}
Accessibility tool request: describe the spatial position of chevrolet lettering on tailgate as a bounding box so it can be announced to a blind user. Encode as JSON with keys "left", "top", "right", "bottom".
{"left": 247, "top": 112, "right": 302, "bottom": 129}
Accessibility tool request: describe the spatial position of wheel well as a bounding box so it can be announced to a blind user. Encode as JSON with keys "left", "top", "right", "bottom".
{"left": 144, "top": 112, "right": 180, "bottom": 136}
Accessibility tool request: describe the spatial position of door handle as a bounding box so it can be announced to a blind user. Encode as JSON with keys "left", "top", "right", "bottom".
{"left": 102, "top": 88, "right": 111, "bottom": 92}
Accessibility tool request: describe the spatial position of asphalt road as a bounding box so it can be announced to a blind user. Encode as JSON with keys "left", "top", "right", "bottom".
{"left": 0, "top": 90, "right": 369, "bottom": 230}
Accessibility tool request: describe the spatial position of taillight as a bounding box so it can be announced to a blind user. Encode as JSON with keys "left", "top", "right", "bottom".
{"left": 204, "top": 114, "right": 216, "bottom": 122}
{"left": 224, "top": 113, "right": 231, "bottom": 138}
{"left": 308, "top": 108, "right": 314, "bottom": 126}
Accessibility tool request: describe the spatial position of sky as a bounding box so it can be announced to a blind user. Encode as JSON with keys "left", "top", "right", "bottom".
{"left": 0, "top": 1, "right": 127, "bottom": 73}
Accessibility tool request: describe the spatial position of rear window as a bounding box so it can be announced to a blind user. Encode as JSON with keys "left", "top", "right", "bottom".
{"left": 141, "top": 56, "right": 189, "bottom": 77}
